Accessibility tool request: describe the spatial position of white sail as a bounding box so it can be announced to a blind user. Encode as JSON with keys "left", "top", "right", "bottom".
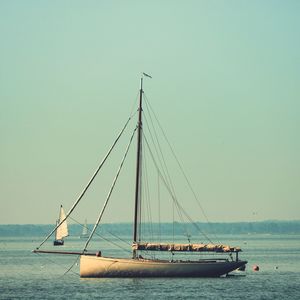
{"left": 81, "top": 219, "right": 88, "bottom": 237}
{"left": 55, "top": 206, "right": 68, "bottom": 240}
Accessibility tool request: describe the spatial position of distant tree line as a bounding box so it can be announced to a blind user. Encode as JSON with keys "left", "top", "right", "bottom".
{"left": 0, "top": 221, "right": 299, "bottom": 237}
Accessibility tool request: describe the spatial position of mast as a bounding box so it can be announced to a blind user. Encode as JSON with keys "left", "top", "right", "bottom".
{"left": 133, "top": 77, "right": 143, "bottom": 256}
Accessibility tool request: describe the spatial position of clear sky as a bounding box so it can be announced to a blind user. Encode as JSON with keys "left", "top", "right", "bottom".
{"left": 0, "top": 0, "right": 299, "bottom": 224}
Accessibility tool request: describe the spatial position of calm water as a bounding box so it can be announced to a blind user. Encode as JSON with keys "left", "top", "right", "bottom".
{"left": 0, "top": 234, "right": 299, "bottom": 299}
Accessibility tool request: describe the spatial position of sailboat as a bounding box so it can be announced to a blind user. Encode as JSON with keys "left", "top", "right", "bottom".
{"left": 53, "top": 205, "right": 68, "bottom": 246}
{"left": 34, "top": 74, "right": 247, "bottom": 277}
{"left": 80, "top": 219, "right": 89, "bottom": 239}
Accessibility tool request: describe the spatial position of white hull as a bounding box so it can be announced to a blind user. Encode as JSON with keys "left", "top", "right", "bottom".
{"left": 80, "top": 255, "right": 246, "bottom": 278}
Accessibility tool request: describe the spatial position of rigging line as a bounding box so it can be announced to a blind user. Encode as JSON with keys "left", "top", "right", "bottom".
{"left": 141, "top": 138, "right": 154, "bottom": 242}
{"left": 143, "top": 135, "right": 213, "bottom": 243}
{"left": 144, "top": 114, "right": 189, "bottom": 240}
{"left": 144, "top": 95, "right": 219, "bottom": 243}
{"left": 76, "top": 220, "right": 132, "bottom": 253}
{"left": 129, "top": 108, "right": 139, "bottom": 119}
{"left": 145, "top": 101, "right": 188, "bottom": 226}
{"left": 144, "top": 100, "right": 177, "bottom": 197}
{"left": 143, "top": 112, "right": 173, "bottom": 194}
{"left": 142, "top": 134, "right": 190, "bottom": 228}
{"left": 140, "top": 142, "right": 145, "bottom": 241}
{"left": 62, "top": 255, "right": 80, "bottom": 276}
{"left": 175, "top": 203, "right": 213, "bottom": 243}
{"left": 144, "top": 103, "right": 191, "bottom": 240}
{"left": 95, "top": 233, "right": 132, "bottom": 254}
{"left": 143, "top": 112, "right": 188, "bottom": 233}
{"left": 143, "top": 112, "right": 168, "bottom": 184}
{"left": 129, "top": 91, "right": 140, "bottom": 117}
{"left": 143, "top": 119, "right": 190, "bottom": 236}
{"left": 36, "top": 116, "right": 133, "bottom": 250}
{"left": 172, "top": 193, "right": 190, "bottom": 237}
{"left": 34, "top": 252, "right": 80, "bottom": 277}
{"left": 83, "top": 126, "right": 138, "bottom": 252}
{"left": 143, "top": 110, "right": 191, "bottom": 240}
{"left": 173, "top": 195, "right": 175, "bottom": 244}
{"left": 100, "top": 228, "right": 132, "bottom": 247}
{"left": 157, "top": 170, "right": 161, "bottom": 243}
{"left": 68, "top": 215, "right": 131, "bottom": 247}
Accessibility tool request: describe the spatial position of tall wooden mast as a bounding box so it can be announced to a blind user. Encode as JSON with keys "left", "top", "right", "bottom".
{"left": 133, "top": 77, "right": 143, "bottom": 257}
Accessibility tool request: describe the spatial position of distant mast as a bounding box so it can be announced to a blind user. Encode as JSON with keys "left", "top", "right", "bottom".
{"left": 133, "top": 76, "right": 143, "bottom": 257}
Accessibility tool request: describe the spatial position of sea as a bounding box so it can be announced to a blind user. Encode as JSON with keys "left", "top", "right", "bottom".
{"left": 0, "top": 233, "right": 299, "bottom": 299}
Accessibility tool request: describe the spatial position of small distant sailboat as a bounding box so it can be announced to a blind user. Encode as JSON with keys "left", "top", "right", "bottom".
{"left": 53, "top": 205, "right": 68, "bottom": 246}
{"left": 80, "top": 219, "right": 89, "bottom": 239}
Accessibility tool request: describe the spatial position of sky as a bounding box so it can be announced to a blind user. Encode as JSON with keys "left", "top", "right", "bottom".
{"left": 0, "top": 0, "right": 299, "bottom": 224}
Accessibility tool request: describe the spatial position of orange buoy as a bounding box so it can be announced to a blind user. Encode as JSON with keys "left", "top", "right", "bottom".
{"left": 253, "top": 265, "right": 259, "bottom": 271}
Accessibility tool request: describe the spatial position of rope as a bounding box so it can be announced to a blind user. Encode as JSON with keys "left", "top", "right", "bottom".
{"left": 62, "top": 256, "right": 80, "bottom": 276}
{"left": 144, "top": 95, "right": 220, "bottom": 243}
{"left": 83, "top": 126, "right": 138, "bottom": 252}
{"left": 36, "top": 116, "right": 133, "bottom": 250}
{"left": 58, "top": 127, "right": 136, "bottom": 276}
{"left": 141, "top": 139, "right": 154, "bottom": 242}
{"left": 143, "top": 112, "right": 174, "bottom": 195}
{"left": 34, "top": 252, "right": 80, "bottom": 277}
{"left": 68, "top": 215, "right": 131, "bottom": 249}
{"left": 143, "top": 104, "right": 191, "bottom": 240}
{"left": 143, "top": 134, "right": 214, "bottom": 243}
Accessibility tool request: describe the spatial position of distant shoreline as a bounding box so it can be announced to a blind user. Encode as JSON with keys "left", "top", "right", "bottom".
{"left": 0, "top": 220, "right": 299, "bottom": 236}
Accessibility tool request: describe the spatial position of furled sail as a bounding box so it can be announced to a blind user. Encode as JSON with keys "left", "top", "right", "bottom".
{"left": 55, "top": 206, "right": 68, "bottom": 240}
{"left": 132, "top": 242, "right": 241, "bottom": 253}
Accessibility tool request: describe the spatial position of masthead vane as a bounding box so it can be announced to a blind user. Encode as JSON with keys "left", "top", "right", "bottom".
{"left": 142, "top": 72, "right": 152, "bottom": 79}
